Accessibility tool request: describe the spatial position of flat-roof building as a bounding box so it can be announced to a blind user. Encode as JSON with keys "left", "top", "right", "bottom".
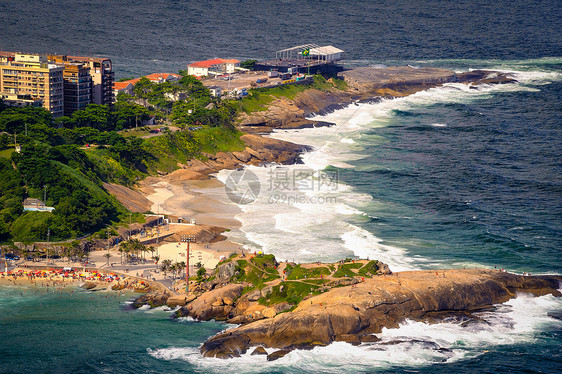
{"left": 0, "top": 93, "right": 43, "bottom": 108}
{"left": 49, "top": 54, "right": 115, "bottom": 106}
{"left": 62, "top": 63, "right": 92, "bottom": 116}
{"left": 0, "top": 53, "right": 64, "bottom": 117}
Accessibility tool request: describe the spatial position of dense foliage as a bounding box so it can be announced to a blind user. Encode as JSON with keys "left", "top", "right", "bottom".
{"left": 0, "top": 70, "right": 243, "bottom": 243}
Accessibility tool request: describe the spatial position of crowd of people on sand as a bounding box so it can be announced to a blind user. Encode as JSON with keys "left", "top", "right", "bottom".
{"left": 0, "top": 267, "right": 154, "bottom": 291}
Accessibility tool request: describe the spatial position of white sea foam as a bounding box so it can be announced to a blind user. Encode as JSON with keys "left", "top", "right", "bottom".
{"left": 148, "top": 293, "right": 562, "bottom": 373}
{"left": 219, "top": 67, "right": 561, "bottom": 271}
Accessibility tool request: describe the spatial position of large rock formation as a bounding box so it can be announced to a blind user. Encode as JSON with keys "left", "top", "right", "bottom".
{"left": 237, "top": 67, "right": 516, "bottom": 134}
{"left": 200, "top": 269, "right": 560, "bottom": 358}
{"left": 177, "top": 134, "right": 311, "bottom": 179}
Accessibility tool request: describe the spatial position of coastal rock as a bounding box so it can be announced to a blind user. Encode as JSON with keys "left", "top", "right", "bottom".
{"left": 222, "top": 296, "right": 235, "bottom": 306}
{"left": 215, "top": 262, "right": 237, "bottom": 283}
{"left": 267, "top": 349, "right": 292, "bottom": 361}
{"left": 133, "top": 293, "right": 169, "bottom": 308}
{"left": 81, "top": 282, "right": 97, "bottom": 290}
{"left": 335, "top": 334, "right": 361, "bottom": 345}
{"left": 359, "top": 334, "right": 381, "bottom": 343}
{"left": 251, "top": 346, "right": 268, "bottom": 356}
{"left": 262, "top": 307, "right": 277, "bottom": 318}
{"left": 201, "top": 333, "right": 250, "bottom": 359}
{"left": 378, "top": 262, "right": 391, "bottom": 275}
{"left": 181, "top": 283, "right": 246, "bottom": 321}
{"left": 166, "top": 295, "right": 187, "bottom": 307}
{"left": 200, "top": 270, "right": 561, "bottom": 358}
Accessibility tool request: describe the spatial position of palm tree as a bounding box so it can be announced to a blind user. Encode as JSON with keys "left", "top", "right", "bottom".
{"left": 161, "top": 259, "right": 172, "bottom": 277}
{"left": 104, "top": 253, "right": 111, "bottom": 266}
{"left": 178, "top": 261, "right": 186, "bottom": 279}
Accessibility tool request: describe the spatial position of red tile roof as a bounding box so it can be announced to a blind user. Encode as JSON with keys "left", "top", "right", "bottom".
{"left": 188, "top": 58, "right": 240, "bottom": 68}
{"left": 145, "top": 73, "right": 180, "bottom": 81}
{"left": 113, "top": 81, "right": 132, "bottom": 91}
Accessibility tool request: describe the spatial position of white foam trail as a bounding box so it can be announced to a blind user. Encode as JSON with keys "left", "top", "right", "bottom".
{"left": 219, "top": 68, "right": 561, "bottom": 271}
{"left": 148, "top": 292, "right": 562, "bottom": 373}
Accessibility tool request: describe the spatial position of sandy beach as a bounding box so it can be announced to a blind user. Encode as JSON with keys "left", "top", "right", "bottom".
{"left": 137, "top": 169, "right": 245, "bottom": 269}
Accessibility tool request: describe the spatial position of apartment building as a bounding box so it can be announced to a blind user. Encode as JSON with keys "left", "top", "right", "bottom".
{"left": 0, "top": 53, "right": 64, "bottom": 117}
{"left": 49, "top": 54, "right": 115, "bottom": 107}
{"left": 61, "top": 63, "right": 92, "bottom": 116}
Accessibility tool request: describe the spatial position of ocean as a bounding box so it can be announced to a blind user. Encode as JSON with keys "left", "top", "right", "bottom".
{"left": 1, "top": 0, "right": 561, "bottom": 372}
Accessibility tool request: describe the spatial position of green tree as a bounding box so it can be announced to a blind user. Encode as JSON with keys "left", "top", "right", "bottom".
{"left": 132, "top": 77, "right": 154, "bottom": 105}
{"left": 240, "top": 59, "right": 257, "bottom": 70}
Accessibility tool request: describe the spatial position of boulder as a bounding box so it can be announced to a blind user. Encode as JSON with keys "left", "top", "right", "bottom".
{"left": 267, "top": 349, "right": 292, "bottom": 361}
{"left": 250, "top": 346, "right": 268, "bottom": 356}
{"left": 215, "top": 262, "right": 237, "bottom": 283}
{"left": 167, "top": 295, "right": 187, "bottom": 307}
{"left": 132, "top": 293, "right": 169, "bottom": 308}
{"left": 183, "top": 283, "right": 245, "bottom": 320}
{"left": 262, "top": 307, "right": 277, "bottom": 319}
{"left": 246, "top": 289, "right": 262, "bottom": 302}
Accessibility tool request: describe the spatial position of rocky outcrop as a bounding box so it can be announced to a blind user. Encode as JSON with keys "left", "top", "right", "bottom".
{"left": 237, "top": 66, "right": 517, "bottom": 134}
{"left": 179, "top": 283, "right": 247, "bottom": 321}
{"left": 133, "top": 292, "right": 169, "bottom": 308}
{"left": 200, "top": 269, "right": 560, "bottom": 358}
{"left": 176, "top": 134, "right": 311, "bottom": 180}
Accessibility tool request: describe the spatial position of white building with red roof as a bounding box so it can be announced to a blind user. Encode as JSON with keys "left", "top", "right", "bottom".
{"left": 187, "top": 58, "right": 240, "bottom": 77}
{"left": 113, "top": 73, "right": 181, "bottom": 98}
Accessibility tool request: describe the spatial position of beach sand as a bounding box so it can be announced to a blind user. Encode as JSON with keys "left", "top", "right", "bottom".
{"left": 137, "top": 170, "right": 246, "bottom": 271}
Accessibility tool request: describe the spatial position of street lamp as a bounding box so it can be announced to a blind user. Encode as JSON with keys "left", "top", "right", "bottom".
{"left": 180, "top": 234, "right": 196, "bottom": 292}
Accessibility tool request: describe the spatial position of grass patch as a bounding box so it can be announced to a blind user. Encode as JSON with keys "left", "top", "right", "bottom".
{"left": 358, "top": 260, "right": 381, "bottom": 277}
{"left": 286, "top": 264, "right": 331, "bottom": 280}
{"left": 258, "top": 281, "right": 320, "bottom": 306}
{"left": 233, "top": 258, "right": 279, "bottom": 286}
{"left": 251, "top": 254, "right": 277, "bottom": 269}
{"left": 192, "top": 127, "right": 245, "bottom": 154}
{"left": 236, "top": 75, "right": 347, "bottom": 115}
{"left": 333, "top": 263, "right": 362, "bottom": 278}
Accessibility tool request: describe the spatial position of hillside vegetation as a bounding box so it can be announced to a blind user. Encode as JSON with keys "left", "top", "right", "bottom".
{"left": 0, "top": 73, "right": 244, "bottom": 243}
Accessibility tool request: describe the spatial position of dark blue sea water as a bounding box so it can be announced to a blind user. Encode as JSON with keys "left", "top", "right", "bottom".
{"left": 1, "top": 0, "right": 561, "bottom": 373}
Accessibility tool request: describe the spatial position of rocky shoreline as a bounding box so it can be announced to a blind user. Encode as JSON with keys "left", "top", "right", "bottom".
{"left": 107, "top": 66, "right": 517, "bottom": 189}
{"left": 132, "top": 255, "right": 561, "bottom": 360}
{"left": 237, "top": 67, "right": 516, "bottom": 135}
{"left": 125, "top": 66, "right": 547, "bottom": 361}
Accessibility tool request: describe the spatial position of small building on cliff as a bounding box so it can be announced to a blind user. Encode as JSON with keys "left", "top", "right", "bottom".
{"left": 23, "top": 198, "right": 55, "bottom": 212}
{"left": 187, "top": 58, "right": 240, "bottom": 77}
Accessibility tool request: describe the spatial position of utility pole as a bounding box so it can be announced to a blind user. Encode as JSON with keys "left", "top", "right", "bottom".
{"left": 43, "top": 185, "right": 47, "bottom": 203}
{"left": 46, "top": 228, "right": 50, "bottom": 263}
{"left": 106, "top": 227, "right": 110, "bottom": 265}
{"left": 180, "top": 234, "right": 196, "bottom": 292}
{"left": 128, "top": 212, "right": 132, "bottom": 240}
